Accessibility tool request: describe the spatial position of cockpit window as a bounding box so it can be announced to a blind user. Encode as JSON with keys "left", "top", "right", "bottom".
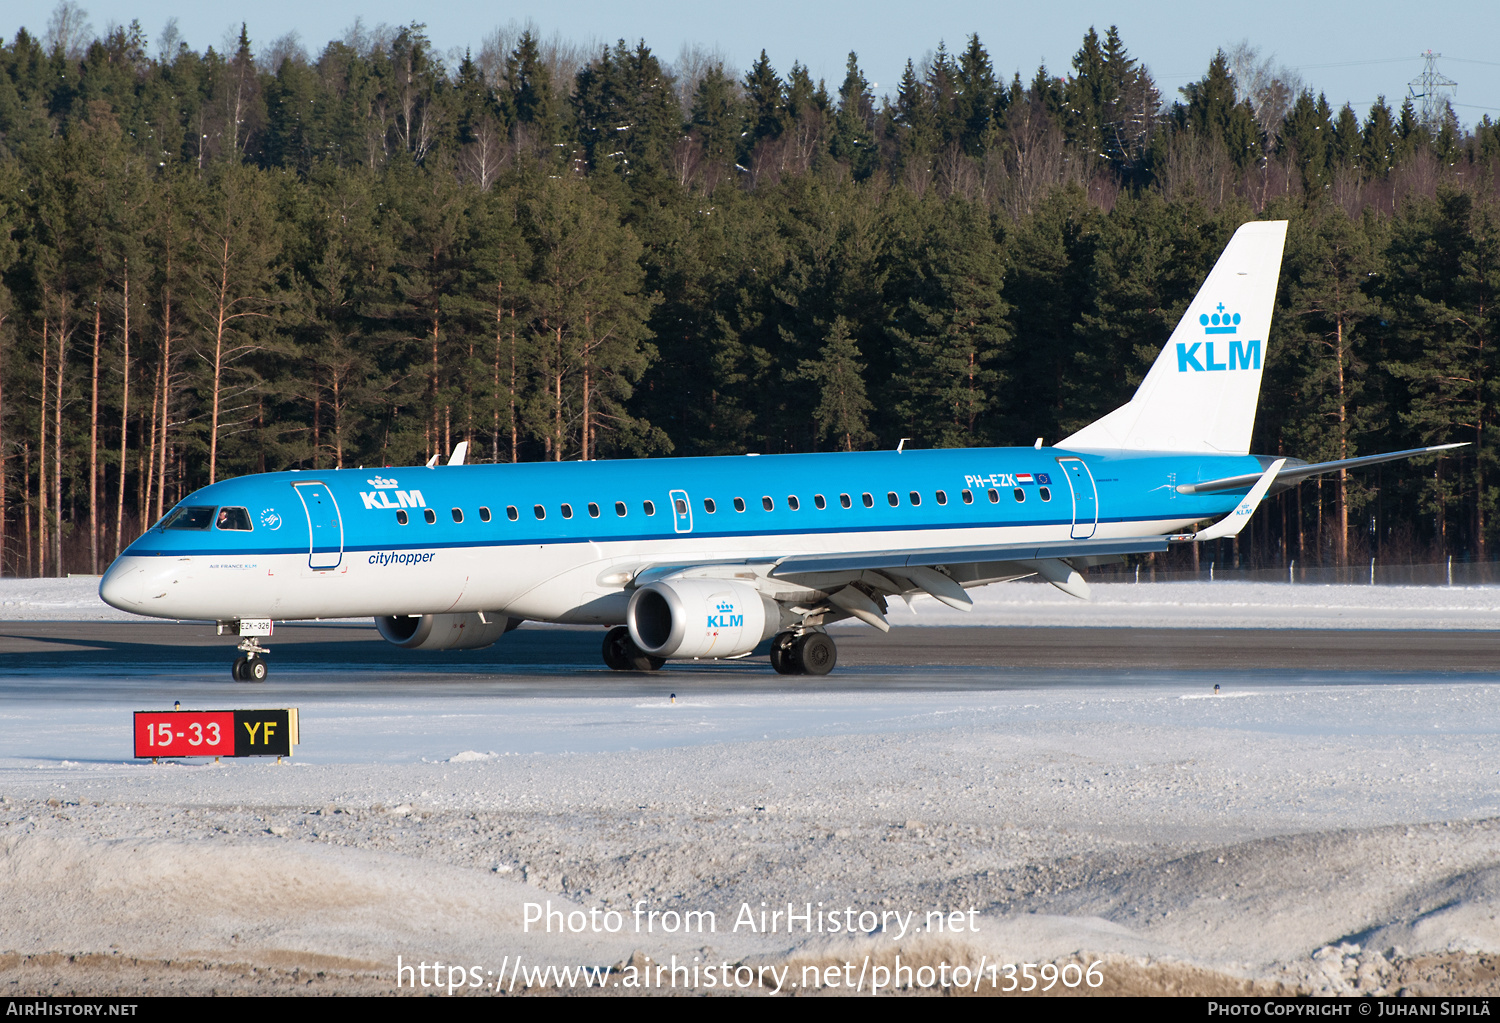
{"left": 216, "top": 506, "right": 253, "bottom": 531}
{"left": 162, "top": 506, "right": 215, "bottom": 530}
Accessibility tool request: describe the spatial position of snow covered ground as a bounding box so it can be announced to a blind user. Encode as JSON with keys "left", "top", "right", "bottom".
{"left": 4, "top": 666, "right": 1500, "bottom": 995}
{"left": 9, "top": 575, "right": 1500, "bottom": 630}
{"left": 6, "top": 577, "right": 1500, "bottom": 996}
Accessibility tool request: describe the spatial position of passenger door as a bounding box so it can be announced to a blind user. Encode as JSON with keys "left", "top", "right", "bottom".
{"left": 1057, "top": 458, "right": 1098, "bottom": 539}
{"left": 293, "top": 482, "right": 344, "bottom": 570}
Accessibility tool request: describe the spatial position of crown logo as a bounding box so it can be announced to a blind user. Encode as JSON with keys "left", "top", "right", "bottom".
{"left": 717, "top": 601, "right": 735, "bottom": 614}
{"left": 1200, "top": 303, "right": 1240, "bottom": 335}
{"left": 366, "top": 476, "right": 399, "bottom": 488}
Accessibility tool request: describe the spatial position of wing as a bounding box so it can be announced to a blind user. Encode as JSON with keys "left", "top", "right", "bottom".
{"left": 630, "top": 533, "right": 1170, "bottom": 632}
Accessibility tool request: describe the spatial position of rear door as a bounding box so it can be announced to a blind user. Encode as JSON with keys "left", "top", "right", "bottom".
{"left": 1057, "top": 458, "right": 1098, "bottom": 539}
{"left": 293, "top": 482, "right": 344, "bottom": 570}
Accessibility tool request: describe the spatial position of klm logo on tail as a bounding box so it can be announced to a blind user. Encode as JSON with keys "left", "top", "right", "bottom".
{"left": 1176, "top": 303, "right": 1261, "bottom": 373}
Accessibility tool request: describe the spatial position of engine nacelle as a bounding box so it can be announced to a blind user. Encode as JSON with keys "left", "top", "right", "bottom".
{"left": 627, "top": 579, "right": 779, "bottom": 659}
{"left": 375, "top": 612, "right": 520, "bottom": 651}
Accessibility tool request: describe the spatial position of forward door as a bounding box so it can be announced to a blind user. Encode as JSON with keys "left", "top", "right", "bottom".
{"left": 293, "top": 482, "right": 344, "bottom": 570}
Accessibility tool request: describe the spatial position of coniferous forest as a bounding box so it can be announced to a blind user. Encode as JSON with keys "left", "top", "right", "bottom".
{"left": 1, "top": 8, "right": 1499, "bottom": 578}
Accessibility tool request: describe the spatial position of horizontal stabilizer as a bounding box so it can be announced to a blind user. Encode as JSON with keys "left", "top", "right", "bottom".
{"left": 1178, "top": 443, "right": 1469, "bottom": 494}
{"left": 1181, "top": 458, "right": 1284, "bottom": 542}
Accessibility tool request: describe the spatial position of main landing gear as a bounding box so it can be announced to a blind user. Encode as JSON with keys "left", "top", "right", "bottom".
{"left": 602, "top": 626, "right": 665, "bottom": 672}
{"left": 769, "top": 631, "right": 837, "bottom": 676}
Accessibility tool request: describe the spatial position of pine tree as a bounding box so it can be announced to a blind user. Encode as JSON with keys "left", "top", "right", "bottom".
{"left": 798, "top": 316, "right": 873, "bottom": 450}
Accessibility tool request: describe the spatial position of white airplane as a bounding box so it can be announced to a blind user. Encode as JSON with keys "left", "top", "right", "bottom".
{"left": 99, "top": 220, "right": 1461, "bottom": 679}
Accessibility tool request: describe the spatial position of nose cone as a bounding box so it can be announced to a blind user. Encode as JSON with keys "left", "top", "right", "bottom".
{"left": 99, "top": 558, "right": 145, "bottom": 611}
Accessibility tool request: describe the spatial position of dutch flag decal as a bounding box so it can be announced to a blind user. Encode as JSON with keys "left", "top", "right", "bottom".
{"left": 1016, "top": 473, "right": 1035, "bottom": 485}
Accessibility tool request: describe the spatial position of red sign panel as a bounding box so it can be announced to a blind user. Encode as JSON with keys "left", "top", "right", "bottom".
{"left": 134, "top": 711, "right": 236, "bottom": 757}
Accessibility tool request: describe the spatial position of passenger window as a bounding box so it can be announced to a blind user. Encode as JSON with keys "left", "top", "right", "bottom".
{"left": 1040, "top": 486, "right": 1052, "bottom": 502}
{"left": 762, "top": 496, "right": 774, "bottom": 511}
{"left": 908, "top": 491, "right": 921, "bottom": 506}
{"left": 561, "top": 503, "right": 573, "bottom": 519}
{"left": 840, "top": 493, "right": 851, "bottom": 509}
{"left": 814, "top": 494, "right": 826, "bottom": 510}
{"left": 451, "top": 507, "right": 463, "bottom": 523}
{"left": 1013, "top": 488, "right": 1025, "bottom": 503}
{"left": 734, "top": 497, "right": 746, "bottom": 512}
{"left": 533, "top": 505, "right": 545, "bottom": 520}
{"left": 479, "top": 506, "right": 492, "bottom": 522}
{"left": 962, "top": 489, "right": 974, "bottom": 505}
{"left": 787, "top": 496, "right": 800, "bottom": 511}
{"left": 615, "top": 501, "right": 627, "bottom": 517}
{"left": 704, "top": 498, "right": 716, "bottom": 513}
{"left": 588, "top": 502, "right": 600, "bottom": 517}
{"left": 987, "top": 488, "right": 999, "bottom": 503}
{"left": 215, "top": 506, "right": 253, "bottom": 530}
{"left": 396, "top": 510, "right": 409, "bottom": 525}
{"left": 675, "top": 498, "right": 687, "bottom": 515}
{"left": 644, "top": 500, "right": 655, "bottom": 516}
{"left": 935, "top": 491, "right": 947, "bottom": 506}
{"left": 507, "top": 505, "right": 518, "bottom": 521}
{"left": 163, "top": 506, "right": 215, "bottom": 530}
{"left": 424, "top": 508, "right": 437, "bottom": 524}
{"left": 862, "top": 493, "right": 874, "bottom": 508}
{"left": 887, "top": 492, "right": 899, "bottom": 507}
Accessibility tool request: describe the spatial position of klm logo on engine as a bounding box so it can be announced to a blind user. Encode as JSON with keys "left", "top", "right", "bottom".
{"left": 1177, "top": 303, "right": 1261, "bottom": 373}
{"left": 360, "top": 476, "right": 426, "bottom": 511}
{"left": 707, "top": 599, "right": 743, "bottom": 629}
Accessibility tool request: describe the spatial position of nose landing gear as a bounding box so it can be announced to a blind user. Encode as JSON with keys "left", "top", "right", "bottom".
{"left": 219, "top": 619, "right": 273, "bottom": 682}
{"left": 232, "top": 651, "right": 269, "bottom": 682}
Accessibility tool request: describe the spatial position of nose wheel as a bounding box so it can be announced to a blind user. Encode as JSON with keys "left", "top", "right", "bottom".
{"left": 231, "top": 638, "right": 270, "bottom": 682}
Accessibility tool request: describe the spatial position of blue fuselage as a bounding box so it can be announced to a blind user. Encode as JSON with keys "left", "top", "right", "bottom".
{"left": 100, "top": 446, "right": 1262, "bottom": 624}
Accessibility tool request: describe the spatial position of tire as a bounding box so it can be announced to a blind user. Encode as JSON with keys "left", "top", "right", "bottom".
{"left": 795, "top": 632, "right": 837, "bottom": 676}
{"left": 770, "top": 632, "right": 800, "bottom": 675}
{"left": 626, "top": 649, "right": 666, "bottom": 672}
{"left": 605, "top": 626, "right": 663, "bottom": 671}
{"left": 247, "top": 658, "right": 268, "bottom": 682}
{"left": 232, "top": 656, "right": 248, "bottom": 681}
{"left": 602, "top": 627, "right": 631, "bottom": 671}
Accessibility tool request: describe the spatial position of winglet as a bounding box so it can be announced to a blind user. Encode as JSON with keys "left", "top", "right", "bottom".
{"left": 1179, "top": 458, "right": 1285, "bottom": 542}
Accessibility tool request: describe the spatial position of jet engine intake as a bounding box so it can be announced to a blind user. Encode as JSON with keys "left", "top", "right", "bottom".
{"left": 375, "top": 612, "right": 520, "bottom": 651}
{"left": 626, "top": 579, "right": 778, "bottom": 659}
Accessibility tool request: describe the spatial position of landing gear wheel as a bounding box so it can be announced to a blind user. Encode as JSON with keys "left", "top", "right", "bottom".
{"left": 246, "top": 657, "right": 268, "bottom": 682}
{"left": 602, "top": 627, "right": 632, "bottom": 671}
{"left": 794, "top": 632, "right": 837, "bottom": 676}
{"left": 232, "top": 656, "right": 249, "bottom": 681}
{"left": 770, "top": 632, "right": 799, "bottom": 675}
{"left": 602, "top": 626, "right": 665, "bottom": 672}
